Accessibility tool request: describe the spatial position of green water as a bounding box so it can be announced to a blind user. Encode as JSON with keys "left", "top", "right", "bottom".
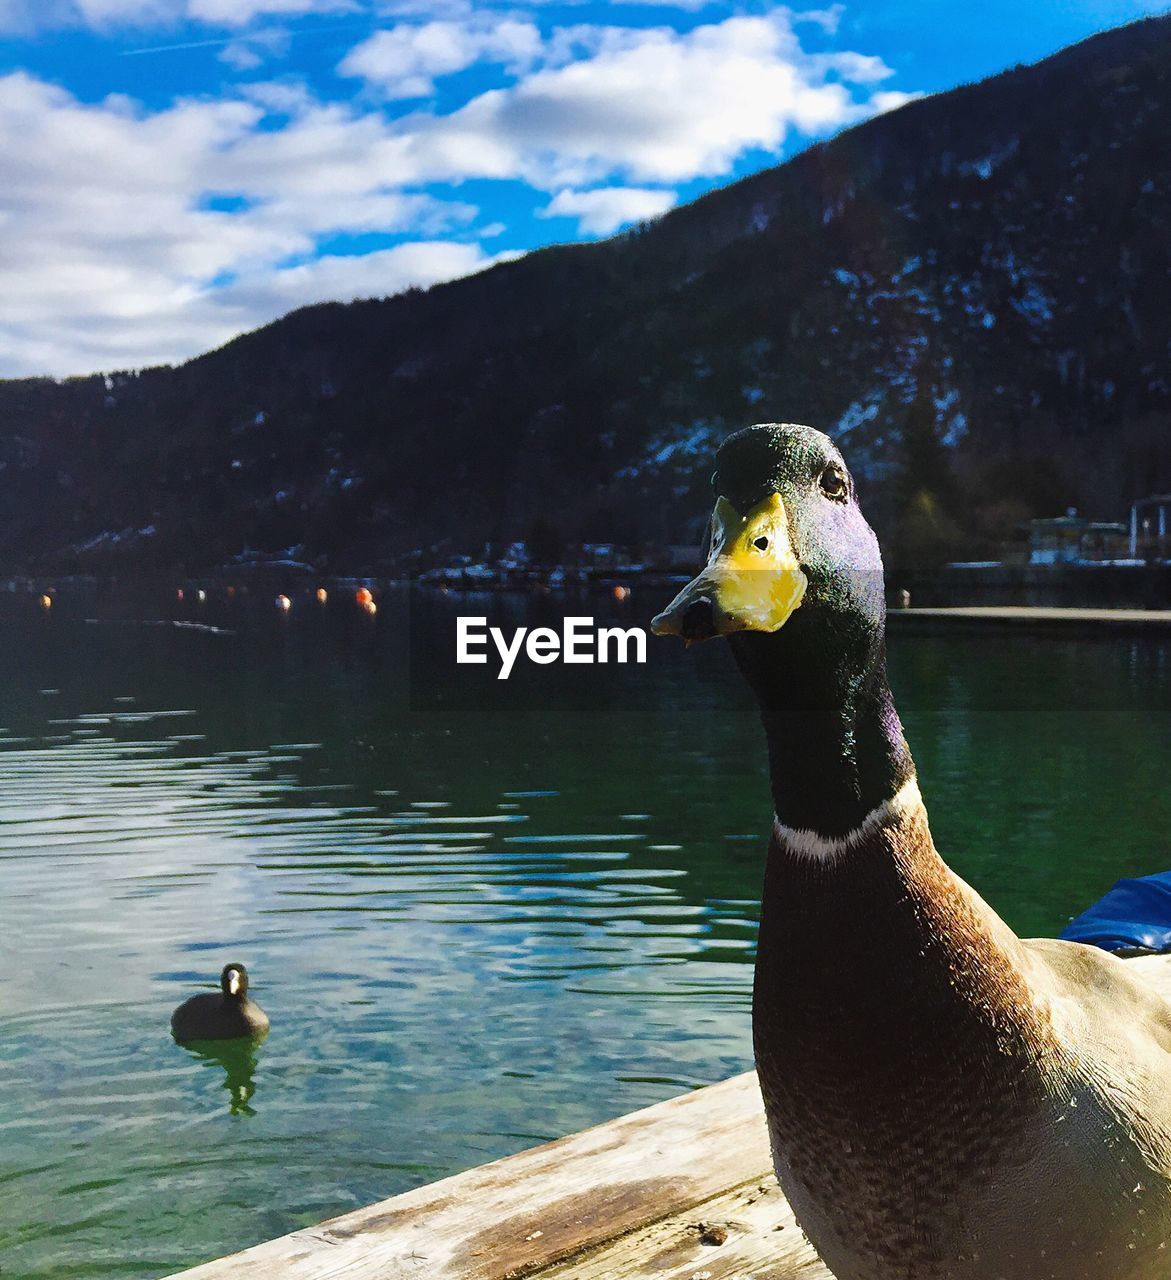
{"left": 1, "top": 586, "right": 1170, "bottom": 1278}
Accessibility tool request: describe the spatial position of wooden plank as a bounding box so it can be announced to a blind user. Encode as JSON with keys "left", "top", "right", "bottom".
{"left": 165, "top": 1072, "right": 785, "bottom": 1280}
{"left": 540, "top": 1174, "right": 829, "bottom": 1280}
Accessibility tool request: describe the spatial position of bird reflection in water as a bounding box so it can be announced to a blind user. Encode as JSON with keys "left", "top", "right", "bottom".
{"left": 178, "top": 1037, "right": 264, "bottom": 1117}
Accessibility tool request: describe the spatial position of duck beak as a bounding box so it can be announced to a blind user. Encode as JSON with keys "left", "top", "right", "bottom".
{"left": 651, "top": 492, "right": 807, "bottom": 643}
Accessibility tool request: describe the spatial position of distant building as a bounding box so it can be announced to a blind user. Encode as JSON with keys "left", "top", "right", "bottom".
{"left": 581, "top": 543, "right": 618, "bottom": 565}
{"left": 1129, "top": 495, "right": 1171, "bottom": 558}
{"left": 1028, "top": 510, "right": 1126, "bottom": 564}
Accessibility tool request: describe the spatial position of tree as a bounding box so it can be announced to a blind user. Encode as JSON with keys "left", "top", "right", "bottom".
{"left": 525, "top": 516, "right": 562, "bottom": 567}
{"left": 891, "top": 375, "right": 964, "bottom": 568}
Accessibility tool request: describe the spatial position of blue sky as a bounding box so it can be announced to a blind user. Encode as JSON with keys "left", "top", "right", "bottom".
{"left": 0, "top": 0, "right": 1166, "bottom": 377}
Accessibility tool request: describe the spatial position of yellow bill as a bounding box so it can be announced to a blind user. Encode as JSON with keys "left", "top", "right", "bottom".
{"left": 651, "top": 492, "right": 807, "bottom": 642}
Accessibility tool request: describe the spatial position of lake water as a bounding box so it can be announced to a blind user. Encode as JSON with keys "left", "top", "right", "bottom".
{"left": 2, "top": 585, "right": 1170, "bottom": 1278}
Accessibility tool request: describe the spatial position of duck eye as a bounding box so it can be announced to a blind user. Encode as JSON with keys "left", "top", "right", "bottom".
{"left": 819, "top": 467, "right": 848, "bottom": 500}
{"left": 753, "top": 535, "right": 770, "bottom": 551}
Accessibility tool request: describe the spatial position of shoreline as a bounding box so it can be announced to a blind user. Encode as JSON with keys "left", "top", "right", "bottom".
{"left": 887, "top": 605, "right": 1171, "bottom": 632}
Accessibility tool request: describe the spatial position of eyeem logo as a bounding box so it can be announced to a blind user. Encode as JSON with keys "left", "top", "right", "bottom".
{"left": 457, "top": 616, "right": 648, "bottom": 680}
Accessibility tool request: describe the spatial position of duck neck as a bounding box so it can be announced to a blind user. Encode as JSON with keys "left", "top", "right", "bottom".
{"left": 739, "top": 629, "right": 915, "bottom": 839}
{"left": 746, "top": 630, "right": 1050, "bottom": 1118}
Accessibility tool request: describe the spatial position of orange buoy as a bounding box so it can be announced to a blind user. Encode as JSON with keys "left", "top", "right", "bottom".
{"left": 39, "top": 593, "right": 52, "bottom": 610}
{"left": 355, "top": 586, "right": 374, "bottom": 607}
{"left": 276, "top": 594, "right": 291, "bottom": 612}
{"left": 612, "top": 585, "right": 631, "bottom": 602}
{"left": 316, "top": 587, "right": 328, "bottom": 604}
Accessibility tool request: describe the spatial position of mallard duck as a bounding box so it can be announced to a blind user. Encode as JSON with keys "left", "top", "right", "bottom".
{"left": 171, "top": 963, "right": 269, "bottom": 1042}
{"left": 653, "top": 423, "right": 1171, "bottom": 1280}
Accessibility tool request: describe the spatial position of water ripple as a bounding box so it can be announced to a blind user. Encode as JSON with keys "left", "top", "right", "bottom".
{"left": 0, "top": 628, "right": 762, "bottom": 1279}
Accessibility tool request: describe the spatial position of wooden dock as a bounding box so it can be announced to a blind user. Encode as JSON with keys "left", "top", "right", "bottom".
{"left": 163, "top": 958, "right": 1171, "bottom": 1279}
{"left": 165, "top": 1071, "right": 830, "bottom": 1280}
{"left": 887, "top": 605, "right": 1171, "bottom": 632}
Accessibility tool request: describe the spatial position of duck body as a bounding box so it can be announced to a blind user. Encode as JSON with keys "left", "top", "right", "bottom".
{"left": 171, "top": 963, "right": 269, "bottom": 1042}
{"left": 756, "top": 788, "right": 1171, "bottom": 1280}
{"left": 653, "top": 423, "right": 1171, "bottom": 1280}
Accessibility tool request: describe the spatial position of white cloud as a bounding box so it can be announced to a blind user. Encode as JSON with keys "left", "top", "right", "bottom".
{"left": 792, "top": 5, "right": 844, "bottom": 34}
{"left": 599, "top": 0, "right": 711, "bottom": 10}
{"left": 813, "top": 49, "right": 893, "bottom": 83}
{"left": 339, "top": 19, "right": 542, "bottom": 99}
{"left": 219, "top": 40, "right": 265, "bottom": 70}
{"left": 0, "top": 0, "right": 353, "bottom": 31}
{"left": 218, "top": 26, "right": 292, "bottom": 70}
{"left": 0, "top": 73, "right": 487, "bottom": 375}
{"left": 0, "top": 7, "right": 910, "bottom": 374}
{"left": 386, "top": 11, "right": 896, "bottom": 187}
{"left": 216, "top": 240, "right": 506, "bottom": 315}
{"left": 871, "top": 88, "right": 923, "bottom": 114}
{"left": 187, "top": 0, "right": 355, "bottom": 27}
{"left": 372, "top": 0, "right": 473, "bottom": 19}
{"left": 540, "top": 186, "right": 676, "bottom": 235}
{"left": 73, "top": 0, "right": 178, "bottom": 22}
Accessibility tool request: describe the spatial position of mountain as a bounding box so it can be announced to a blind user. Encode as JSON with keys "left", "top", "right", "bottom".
{"left": 2, "top": 15, "right": 1170, "bottom": 574}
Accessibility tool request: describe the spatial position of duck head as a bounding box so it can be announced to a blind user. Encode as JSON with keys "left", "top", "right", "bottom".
{"left": 220, "top": 963, "right": 249, "bottom": 999}
{"left": 652, "top": 422, "right": 883, "bottom": 654}
{"left": 653, "top": 423, "right": 909, "bottom": 837}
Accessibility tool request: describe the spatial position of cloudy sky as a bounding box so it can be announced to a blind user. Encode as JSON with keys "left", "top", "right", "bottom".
{"left": 0, "top": 0, "right": 1165, "bottom": 378}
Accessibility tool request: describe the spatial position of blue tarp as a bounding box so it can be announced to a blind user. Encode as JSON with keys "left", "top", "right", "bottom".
{"left": 1061, "top": 872, "right": 1171, "bottom": 953}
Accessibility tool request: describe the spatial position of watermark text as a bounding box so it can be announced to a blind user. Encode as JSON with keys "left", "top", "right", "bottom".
{"left": 457, "top": 616, "right": 647, "bottom": 680}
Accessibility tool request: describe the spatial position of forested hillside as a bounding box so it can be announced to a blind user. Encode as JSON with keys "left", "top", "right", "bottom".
{"left": 2, "top": 15, "right": 1168, "bottom": 572}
